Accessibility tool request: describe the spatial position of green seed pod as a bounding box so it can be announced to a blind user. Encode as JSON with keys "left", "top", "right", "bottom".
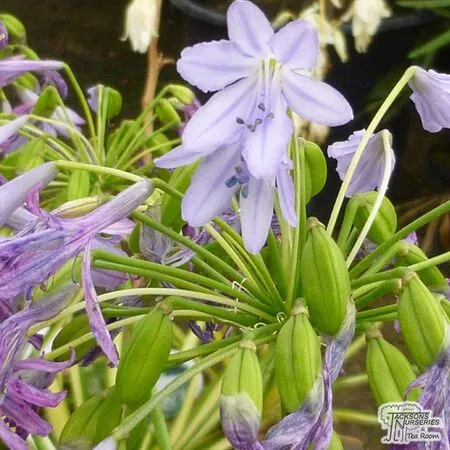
{"left": 304, "top": 141, "right": 327, "bottom": 203}
{"left": 0, "top": 14, "right": 26, "bottom": 44}
{"left": 301, "top": 218, "right": 351, "bottom": 335}
{"left": 102, "top": 86, "right": 122, "bottom": 120}
{"left": 95, "top": 388, "right": 123, "bottom": 442}
{"left": 328, "top": 432, "right": 344, "bottom": 450}
{"left": 32, "top": 85, "right": 59, "bottom": 118}
{"left": 155, "top": 99, "right": 181, "bottom": 125}
{"left": 60, "top": 393, "right": 104, "bottom": 447}
{"left": 275, "top": 301, "right": 322, "bottom": 413}
{"left": 398, "top": 271, "right": 447, "bottom": 371}
{"left": 440, "top": 295, "right": 450, "bottom": 320}
{"left": 366, "top": 329, "right": 419, "bottom": 406}
{"left": 52, "top": 313, "right": 96, "bottom": 362}
{"left": 148, "top": 132, "right": 173, "bottom": 158}
{"left": 116, "top": 307, "right": 173, "bottom": 405}
{"left": 67, "top": 170, "right": 91, "bottom": 201}
{"left": 167, "top": 84, "right": 195, "bottom": 105}
{"left": 221, "top": 339, "right": 263, "bottom": 414}
{"left": 395, "top": 242, "right": 447, "bottom": 289}
{"left": 352, "top": 192, "right": 397, "bottom": 244}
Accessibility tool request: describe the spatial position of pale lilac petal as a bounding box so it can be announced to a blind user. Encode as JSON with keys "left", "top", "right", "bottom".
{"left": 0, "top": 116, "right": 28, "bottom": 146}
{"left": 155, "top": 145, "right": 206, "bottom": 169}
{"left": 240, "top": 177, "right": 274, "bottom": 254}
{"left": 276, "top": 163, "right": 297, "bottom": 227}
{"left": 242, "top": 96, "right": 292, "bottom": 180}
{"left": 220, "top": 393, "right": 263, "bottom": 450}
{"left": 100, "top": 218, "right": 135, "bottom": 236}
{"left": 182, "top": 144, "right": 241, "bottom": 227}
{"left": 5, "top": 206, "right": 37, "bottom": 230}
{"left": 14, "top": 352, "right": 75, "bottom": 372}
{"left": 270, "top": 20, "right": 319, "bottom": 70}
{"left": 94, "top": 437, "right": 118, "bottom": 450}
{"left": 0, "top": 162, "right": 56, "bottom": 227}
{"left": 82, "top": 239, "right": 119, "bottom": 366}
{"left": 227, "top": 0, "right": 273, "bottom": 58}
{"left": 8, "top": 378, "right": 66, "bottom": 407}
{"left": 182, "top": 77, "right": 257, "bottom": 152}
{"left": 281, "top": 69, "right": 353, "bottom": 126}
{"left": 177, "top": 40, "right": 255, "bottom": 93}
{"left": 87, "top": 86, "right": 99, "bottom": 112}
{"left": 327, "top": 129, "right": 395, "bottom": 197}
{"left": 0, "top": 420, "right": 28, "bottom": 450}
{"left": 409, "top": 67, "right": 450, "bottom": 133}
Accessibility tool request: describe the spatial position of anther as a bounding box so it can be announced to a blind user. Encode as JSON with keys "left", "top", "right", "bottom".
{"left": 257, "top": 103, "right": 265, "bottom": 111}
{"left": 236, "top": 117, "right": 244, "bottom": 125}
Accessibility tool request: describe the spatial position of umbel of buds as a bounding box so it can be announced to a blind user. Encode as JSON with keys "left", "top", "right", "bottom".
{"left": 116, "top": 306, "right": 173, "bottom": 405}
{"left": 301, "top": 218, "right": 351, "bottom": 335}
{"left": 366, "top": 328, "right": 419, "bottom": 405}
{"left": 275, "top": 300, "right": 322, "bottom": 413}
{"left": 398, "top": 271, "right": 447, "bottom": 371}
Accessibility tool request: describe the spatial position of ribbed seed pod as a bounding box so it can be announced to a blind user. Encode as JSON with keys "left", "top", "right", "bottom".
{"left": 301, "top": 218, "right": 351, "bottom": 335}
{"left": 155, "top": 99, "right": 181, "bottom": 125}
{"left": 352, "top": 192, "right": 397, "bottom": 245}
{"left": 221, "top": 339, "right": 263, "bottom": 414}
{"left": 167, "top": 84, "right": 195, "bottom": 105}
{"left": 366, "top": 329, "right": 419, "bottom": 405}
{"left": 304, "top": 141, "right": 327, "bottom": 203}
{"left": 116, "top": 306, "right": 173, "bottom": 405}
{"left": 398, "top": 271, "right": 447, "bottom": 371}
{"left": 395, "top": 242, "right": 447, "bottom": 289}
{"left": 275, "top": 301, "right": 322, "bottom": 413}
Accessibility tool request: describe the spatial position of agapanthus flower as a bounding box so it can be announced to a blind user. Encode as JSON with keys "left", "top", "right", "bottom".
{"left": 157, "top": 143, "right": 296, "bottom": 253}
{"left": 0, "top": 170, "right": 152, "bottom": 365}
{"left": 0, "top": 56, "right": 64, "bottom": 88}
{"left": 409, "top": 67, "right": 450, "bottom": 133}
{"left": 351, "top": 0, "right": 391, "bottom": 53}
{"left": 121, "top": 0, "right": 158, "bottom": 53}
{"left": 0, "top": 284, "right": 77, "bottom": 449}
{"left": 404, "top": 328, "right": 450, "bottom": 450}
{"left": 87, "top": 86, "right": 100, "bottom": 113}
{"left": 165, "top": 0, "right": 353, "bottom": 181}
{"left": 41, "top": 70, "right": 68, "bottom": 98}
{"left": 263, "top": 303, "right": 355, "bottom": 449}
{"left": 0, "top": 21, "right": 8, "bottom": 49}
{"left": 0, "top": 115, "right": 30, "bottom": 155}
{"left": 327, "top": 129, "right": 395, "bottom": 197}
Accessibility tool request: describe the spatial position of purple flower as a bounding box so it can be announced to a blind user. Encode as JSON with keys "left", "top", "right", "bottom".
{"left": 327, "top": 129, "right": 395, "bottom": 197}
{"left": 263, "top": 303, "right": 355, "bottom": 449}
{"left": 0, "top": 175, "right": 153, "bottom": 365}
{"left": 0, "top": 162, "right": 56, "bottom": 227}
{"left": 0, "top": 56, "right": 64, "bottom": 88}
{"left": 87, "top": 86, "right": 99, "bottom": 113}
{"left": 167, "top": 0, "right": 352, "bottom": 180}
{"left": 0, "top": 21, "right": 8, "bottom": 49}
{"left": 0, "top": 115, "right": 30, "bottom": 155}
{"left": 220, "top": 393, "right": 264, "bottom": 450}
{"left": 0, "top": 284, "right": 76, "bottom": 449}
{"left": 157, "top": 143, "right": 296, "bottom": 253}
{"left": 41, "top": 70, "right": 68, "bottom": 98}
{"left": 409, "top": 67, "right": 450, "bottom": 133}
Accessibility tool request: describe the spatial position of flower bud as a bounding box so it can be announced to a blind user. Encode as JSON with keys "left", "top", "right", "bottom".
{"left": 301, "top": 218, "right": 351, "bottom": 335}
{"left": 366, "top": 329, "right": 419, "bottom": 405}
{"left": 304, "top": 140, "right": 327, "bottom": 203}
{"left": 116, "top": 306, "right": 173, "bottom": 405}
{"left": 167, "top": 84, "right": 195, "bottom": 105}
{"left": 352, "top": 192, "right": 397, "bottom": 244}
{"left": 398, "top": 271, "right": 447, "bottom": 371}
{"left": 31, "top": 85, "right": 59, "bottom": 118}
{"left": 221, "top": 339, "right": 263, "bottom": 414}
{"left": 155, "top": 99, "right": 181, "bottom": 125}
{"left": 394, "top": 241, "right": 447, "bottom": 289}
{"left": 275, "top": 301, "right": 322, "bottom": 412}
{"left": 0, "top": 14, "right": 26, "bottom": 44}
{"left": 67, "top": 170, "right": 91, "bottom": 201}
{"left": 60, "top": 393, "right": 104, "bottom": 447}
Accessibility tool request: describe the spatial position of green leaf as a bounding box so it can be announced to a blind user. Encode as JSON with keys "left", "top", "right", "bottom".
{"left": 409, "top": 29, "right": 450, "bottom": 58}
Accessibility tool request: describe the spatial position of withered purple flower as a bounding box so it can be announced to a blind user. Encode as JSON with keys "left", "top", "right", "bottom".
{"left": 0, "top": 174, "right": 152, "bottom": 365}
{"left": 161, "top": 0, "right": 352, "bottom": 181}
{"left": 327, "top": 129, "right": 395, "bottom": 197}
{"left": 409, "top": 67, "right": 450, "bottom": 133}
{"left": 0, "top": 21, "right": 8, "bottom": 49}
{"left": 0, "top": 56, "right": 64, "bottom": 88}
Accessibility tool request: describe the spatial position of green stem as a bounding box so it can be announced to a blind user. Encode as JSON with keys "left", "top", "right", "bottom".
{"left": 333, "top": 373, "right": 369, "bottom": 391}
{"left": 352, "top": 267, "right": 407, "bottom": 289}
{"left": 151, "top": 404, "right": 172, "bottom": 450}
{"left": 327, "top": 66, "right": 417, "bottom": 235}
{"left": 350, "top": 200, "right": 450, "bottom": 277}
{"left": 337, "top": 199, "right": 359, "bottom": 250}
{"left": 355, "top": 279, "right": 401, "bottom": 309}
{"left": 333, "top": 409, "right": 379, "bottom": 426}
{"left": 356, "top": 304, "right": 397, "bottom": 321}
